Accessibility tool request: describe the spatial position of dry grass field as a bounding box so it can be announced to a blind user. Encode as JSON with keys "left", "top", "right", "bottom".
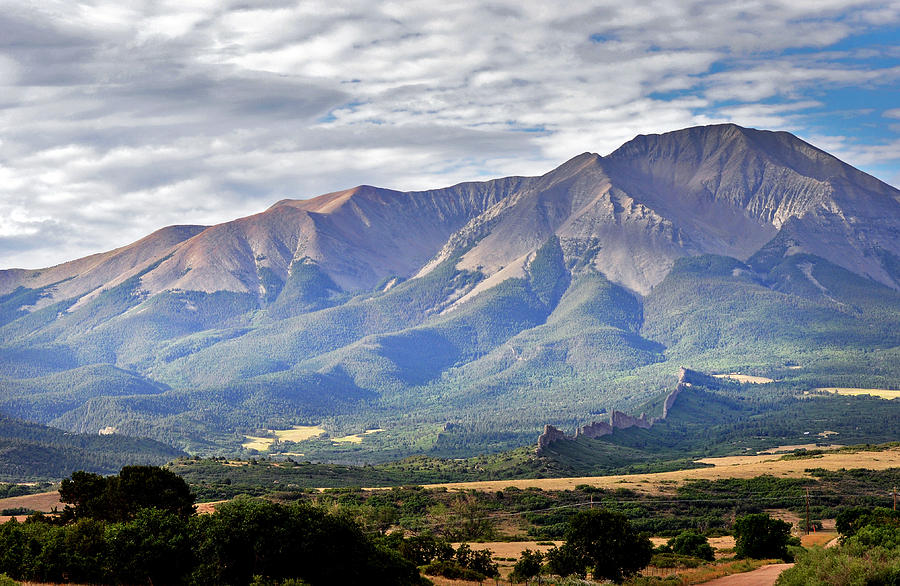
{"left": 195, "top": 500, "right": 228, "bottom": 514}
{"left": 275, "top": 425, "right": 327, "bottom": 442}
{"left": 756, "top": 443, "right": 839, "bottom": 454}
{"left": 713, "top": 373, "right": 775, "bottom": 384}
{"left": 650, "top": 535, "right": 736, "bottom": 554}
{"left": 0, "top": 491, "right": 61, "bottom": 512}
{"left": 241, "top": 435, "right": 274, "bottom": 451}
{"left": 454, "top": 540, "right": 562, "bottom": 558}
{"left": 242, "top": 424, "right": 327, "bottom": 451}
{"left": 816, "top": 387, "right": 900, "bottom": 400}
{"left": 0, "top": 491, "right": 62, "bottom": 523}
{"left": 418, "top": 446, "right": 900, "bottom": 494}
{"left": 800, "top": 531, "right": 838, "bottom": 547}
{"left": 332, "top": 428, "right": 385, "bottom": 444}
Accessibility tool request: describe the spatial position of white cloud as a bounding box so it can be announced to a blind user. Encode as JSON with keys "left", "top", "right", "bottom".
{"left": 0, "top": 0, "right": 898, "bottom": 269}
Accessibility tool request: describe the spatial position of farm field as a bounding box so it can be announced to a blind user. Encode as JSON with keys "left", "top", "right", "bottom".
{"left": 416, "top": 445, "right": 900, "bottom": 493}
{"left": 455, "top": 540, "right": 562, "bottom": 558}
{"left": 0, "top": 490, "right": 61, "bottom": 523}
{"left": 241, "top": 424, "right": 326, "bottom": 451}
{"left": 712, "top": 373, "right": 775, "bottom": 384}
{"left": 816, "top": 387, "right": 900, "bottom": 400}
{"left": 332, "top": 428, "right": 385, "bottom": 444}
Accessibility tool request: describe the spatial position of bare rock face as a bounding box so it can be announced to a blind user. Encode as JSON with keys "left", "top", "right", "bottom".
{"left": 0, "top": 225, "right": 207, "bottom": 307}
{"left": 576, "top": 420, "right": 613, "bottom": 439}
{"left": 537, "top": 424, "right": 569, "bottom": 450}
{"left": 663, "top": 367, "right": 692, "bottom": 419}
{"left": 0, "top": 179, "right": 529, "bottom": 307}
{"left": 608, "top": 410, "right": 653, "bottom": 430}
{"left": 600, "top": 125, "right": 900, "bottom": 290}
{"left": 422, "top": 124, "right": 900, "bottom": 297}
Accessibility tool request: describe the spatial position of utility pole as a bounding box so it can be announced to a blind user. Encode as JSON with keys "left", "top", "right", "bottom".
{"left": 805, "top": 487, "right": 811, "bottom": 535}
{"left": 893, "top": 486, "right": 897, "bottom": 511}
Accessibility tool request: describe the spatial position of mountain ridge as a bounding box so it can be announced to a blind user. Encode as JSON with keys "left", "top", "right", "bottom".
{"left": 2, "top": 123, "right": 900, "bottom": 458}
{"left": 4, "top": 123, "right": 900, "bottom": 304}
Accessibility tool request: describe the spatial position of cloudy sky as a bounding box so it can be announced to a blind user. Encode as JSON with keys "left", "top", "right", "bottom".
{"left": 2, "top": 1, "right": 900, "bottom": 269}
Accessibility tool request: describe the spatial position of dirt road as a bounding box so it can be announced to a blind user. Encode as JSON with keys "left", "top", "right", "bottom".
{"left": 700, "top": 563, "right": 794, "bottom": 585}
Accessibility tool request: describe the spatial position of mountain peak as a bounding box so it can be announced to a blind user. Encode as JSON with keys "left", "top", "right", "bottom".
{"left": 5, "top": 123, "right": 900, "bottom": 307}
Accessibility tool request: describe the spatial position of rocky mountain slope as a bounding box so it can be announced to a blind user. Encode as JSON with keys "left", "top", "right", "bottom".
{"left": 2, "top": 123, "right": 900, "bottom": 457}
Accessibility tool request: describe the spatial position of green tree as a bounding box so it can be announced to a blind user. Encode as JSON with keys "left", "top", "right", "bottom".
{"left": 59, "top": 471, "right": 108, "bottom": 521}
{"left": 59, "top": 466, "right": 195, "bottom": 523}
{"left": 366, "top": 505, "right": 399, "bottom": 535}
{"left": 837, "top": 506, "right": 900, "bottom": 540}
{"left": 836, "top": 506, "right": 870, "bottom": 538}
{"left": 667, "top": 530, "right": 715, "bottom": 561}
{"left": 455, "top": 543, "right": 499, "bottom": 578}
{"left": 0, "top": 521, "right": 32, "bottom": 579}
{"left": 733, "top": 513, "right": 792, "bottom": 561}
{"left": 395, "top": 534, "right": 454, "bottom": 566}
{"left": 105, "top": 508, "right": 194, "bottom": 584}
{"left": 33, "top": 519, "right": 107, "bottom": 584}
{"left": 510, "top": 548, "right": 543, "bottom": 583}
{"left": 544, "top": 543, "right": 587, "bottom": 578}
{"left": 564, "top": 509, "right": 652, "bottom": 582}
{"left": 448, "top": 494, "right": 494, "bottom": 541}
{"left": 115, "top": 465, "right": 196, "bottom": 520}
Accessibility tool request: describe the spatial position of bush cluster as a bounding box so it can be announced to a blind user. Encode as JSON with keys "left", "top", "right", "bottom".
{"left": 0, "top": 466, "right": 424, "bottom": 586}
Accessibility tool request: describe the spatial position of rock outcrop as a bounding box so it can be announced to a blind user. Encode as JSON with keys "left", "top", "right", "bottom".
{"left": 537, "top": 425, "right": 568, "bottom": 450}
{"left": 663, "top": 367, "right": 692, "bottom": 419}
{"left": 537, "top": 369, "right": 690, "bottom": 452}
{"left": 609, "top": 410, "right": 653, "bottom": 430}
{"left": 575, "top": 420, "right": 613, "bottom": 439}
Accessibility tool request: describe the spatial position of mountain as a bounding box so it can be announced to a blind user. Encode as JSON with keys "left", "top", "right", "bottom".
{"left": 2, "top": 123, "right": 900, "bottom": 460}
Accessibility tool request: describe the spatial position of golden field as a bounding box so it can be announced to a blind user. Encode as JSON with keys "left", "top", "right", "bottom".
{"left": 416, "top": 446, "right": 900, "bottom": 494}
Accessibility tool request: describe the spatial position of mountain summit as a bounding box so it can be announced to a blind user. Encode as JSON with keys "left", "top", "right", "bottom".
{"left": 2, "top": 124, "right": 900, "bottom": 455}
{"left": 5, "top": 124, "right": 898, "bottom": 306}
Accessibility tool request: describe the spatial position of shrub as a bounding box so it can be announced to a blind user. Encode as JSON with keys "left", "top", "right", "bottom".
{"left": 667, "top": 530, "right": 715, "bottom": 561}
{"left": 454, "top": 543, "right": 499, "bottom": 578}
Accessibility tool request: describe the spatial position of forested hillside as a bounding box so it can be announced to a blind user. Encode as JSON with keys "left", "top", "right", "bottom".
{"left": 0, "top": 414, "right": 184, "bottom": 481}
